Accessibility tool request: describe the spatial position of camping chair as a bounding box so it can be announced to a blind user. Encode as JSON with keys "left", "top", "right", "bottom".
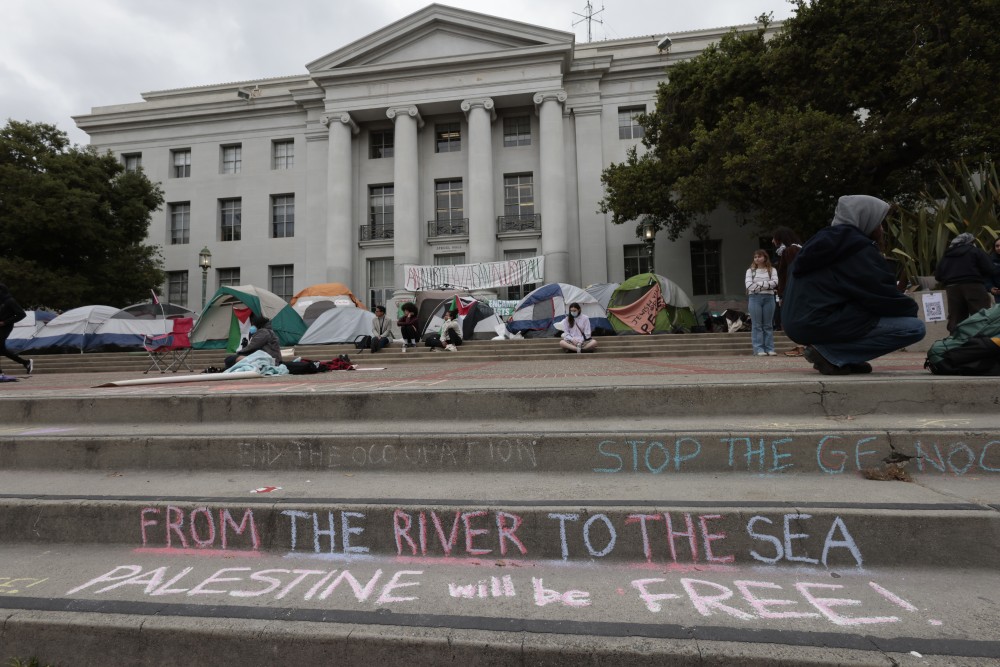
{"left": 142, "top": 317, "right": 194, "bottom": 373}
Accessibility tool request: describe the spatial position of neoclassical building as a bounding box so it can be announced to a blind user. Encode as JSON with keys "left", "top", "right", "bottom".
{"left": 75, "top": 4, "right": 767, "bottom": 310}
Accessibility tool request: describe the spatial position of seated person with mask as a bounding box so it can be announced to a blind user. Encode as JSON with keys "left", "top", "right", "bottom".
{"left": 224, "top": 313, "right": 282, "bottom": 369}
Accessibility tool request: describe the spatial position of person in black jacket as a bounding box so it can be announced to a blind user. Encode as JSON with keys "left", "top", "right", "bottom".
{"left": 989, "top": 237, "right": 1000, "bottom": 304}
{"left": 782, "top": 195, "right": 925, "bottom": 375}
{"left": 224, "top": 313, "right": 282, "bottom": 369}
{"left": 934, "top": 233, "right": 993, "bottom": 332}
{"left": 0, "top": 284, "right": 33, "bottom": 375}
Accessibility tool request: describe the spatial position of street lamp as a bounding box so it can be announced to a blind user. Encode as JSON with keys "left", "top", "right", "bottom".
{"left": 198, "top": 246, "right": 212, "bottom": 311}
{"left": 640, "top": 219, "right": 657, "bottom": 275}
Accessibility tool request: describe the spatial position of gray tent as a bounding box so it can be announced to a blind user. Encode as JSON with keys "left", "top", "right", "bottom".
{"left": 298, "top": 307, "right": 376, "bottom": 345}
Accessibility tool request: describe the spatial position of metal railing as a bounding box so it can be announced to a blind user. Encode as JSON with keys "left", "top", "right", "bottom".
{"left": 359, "top": 223, "right": 394, "bottom": 241}
{"left": 497, "top": 213, "right": 541, "bottom": 234}
{"left": 427, "top": 218, "right": 469, "bottom": 238}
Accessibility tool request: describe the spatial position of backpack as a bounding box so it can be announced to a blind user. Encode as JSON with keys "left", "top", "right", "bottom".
{"left": 925, "top": 304, "right": 1000, "bottom": 375}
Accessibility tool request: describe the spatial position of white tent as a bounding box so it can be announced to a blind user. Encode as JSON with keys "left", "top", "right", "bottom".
{"left": 507, "top": 283, "right": 609, "bottom": 337}
{"left": 298, "top": 307, "right": 376, "bottom": 345}
{"left": 85, "top": 316, "right": 171, "bottom": 351}
{"left": 20, "top": 305, "right": 120, "bottom": 352}
{"left": 5, "top": 311, "right": 55, "bottom": 354}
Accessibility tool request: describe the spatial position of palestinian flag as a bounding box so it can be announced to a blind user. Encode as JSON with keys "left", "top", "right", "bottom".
{"left": 227, "top": 306, "right": 253, "bottom": 352}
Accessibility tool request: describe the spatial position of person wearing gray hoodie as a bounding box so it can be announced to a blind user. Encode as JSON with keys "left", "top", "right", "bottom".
{"left": 782, "top": 195, "right": 925, "bottom": 375}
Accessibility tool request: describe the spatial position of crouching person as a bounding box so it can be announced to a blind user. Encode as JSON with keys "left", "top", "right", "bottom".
{"left": 782, "top": 195, "right": 925, "bottom": 375}
{"left": 558, "top": 302, "right": 597, "bottom": 353}
{"left": 225, "top": 313, "right": 282, "bottom": 369}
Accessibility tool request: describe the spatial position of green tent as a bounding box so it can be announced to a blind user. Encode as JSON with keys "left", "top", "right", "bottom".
{"left": 191, "top": 284, "right": 307, "bottom": 350}
{"left": 607, "top": 273, "right": 698, "bottom": 334}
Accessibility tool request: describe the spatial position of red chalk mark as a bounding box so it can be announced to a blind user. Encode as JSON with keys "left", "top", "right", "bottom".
{"left": 132, "top": 547, "right": 263, "bottom": 558}
{"left": 616, "top": 587, "right": 625, "bottom": 595}
{"left": 928, "top": 619, "right": 943, "bottom": 626}
{"left": 250, "top": 486, "right": 282, "bottom": 494}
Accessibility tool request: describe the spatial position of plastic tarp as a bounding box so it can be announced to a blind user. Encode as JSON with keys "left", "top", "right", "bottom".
{"left": 20, "top": 305, "right": 120, "bottom": 352}
{"left": 85, "top": 316, "right": 171, "bottom": 352}
{"left": 191, "top": 285, "right": 306, "bottom": 350}
{"left": 4, "top": 310, "right": 56, "bottom": 354}
{"left": 290, "top": 283, "right": 365, "bottom": 324}
{"left": 607, "top": 273, "right": 698, "bottom": 334}
{"left": 418, "top": 294, "right": 505, "bottom": 341}
{"left": 507, "top": 283, "right": 611, "bottom": 338}
{"left": 298, "top": 307, "right": 377, "bottom": 345}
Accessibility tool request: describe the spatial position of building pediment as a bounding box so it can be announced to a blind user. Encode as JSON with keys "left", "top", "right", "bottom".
{"left": 306, "top": 4, "right": 573, "bottom": 72}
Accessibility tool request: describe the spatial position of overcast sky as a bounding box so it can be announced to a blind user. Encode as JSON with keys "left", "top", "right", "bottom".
{"left": 1, "top": 0, "right": 796, "bottom": 146}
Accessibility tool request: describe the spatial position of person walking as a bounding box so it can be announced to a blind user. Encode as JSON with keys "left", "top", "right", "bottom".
{"left": 745, "top": 250, "right": 778, "bottom": 356}
{"left": 558, "top": 302, "right": 597, "bottom": 353}
{"left": 782, "top": 195, "right": 925, "bottom": 375}
{"left": 772, "top": 227, "right": 804, "bottom": 356}
{"left": 369, "top": 305, "right": 394, "bottom": 353}
{"left": 934, "top": 233, "right": 994, "bottom": 332}
{"left": 0, "top": 284, "right": 33, "bottom": 376}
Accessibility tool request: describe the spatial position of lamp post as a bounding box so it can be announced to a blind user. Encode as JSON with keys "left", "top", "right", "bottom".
{"left": 198, "top": 246, "right": 212, "bottom": 311}
{"left": 640, "top": 219, "right": 657, "bottom": 275}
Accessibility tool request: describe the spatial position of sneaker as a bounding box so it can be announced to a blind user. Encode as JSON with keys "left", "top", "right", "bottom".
{"left": 847, "top": 361, "right": 873, "bottom": 374}
{"left": 755, "top": 351, "right": 767, "bottom": 356}
{"left": 429, "top": 347, "right": 439, "bottom": 352}
{"left": 803, "top": 346, "right": 851, "bottom": 375}
{"left": 766, "top": 351, "right": 777, "bottom": 356}
{"left": 25, "top": 359, "right": 33, "bottom": 375}
{"left": 445, "top": 344, "right": 457, "bottom": 352}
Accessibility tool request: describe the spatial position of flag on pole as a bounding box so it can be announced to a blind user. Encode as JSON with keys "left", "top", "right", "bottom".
{"left": 150, "top": 290, "right": 160, "bottom": 305}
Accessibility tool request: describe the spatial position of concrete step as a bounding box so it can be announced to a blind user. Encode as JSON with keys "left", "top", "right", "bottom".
{"left": 1, "top": 542, "right": 997, "bottom": 665}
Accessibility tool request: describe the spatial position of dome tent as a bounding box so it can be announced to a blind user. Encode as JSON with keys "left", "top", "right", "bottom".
{"left": 20, "top": 305, "right": 120, "bottom": 352}
{"left": 298, "top": 307, "right": 376, "bottom": 345}
{"left": 5, "top": 310, "right": 56, "bottom": 354}
{"left": 113, "top": 301, "right": 195, "bottom": 320}
{"left": 607, "top": 273, "right": 697, "bottom": 334}
{"left": 507, "top": 282, "right": 610, "bottom": 338}
{"left": 417, "top": 294, "right": 505, "bottom": 341}
{"left": 290, "top": 283, "right": 365, "bottom": 325}
{"left": 191, "top": 285, "right": 306, "bottom": 350}
{"left": 86, "top": 313, "right": 171, "bottom": 352}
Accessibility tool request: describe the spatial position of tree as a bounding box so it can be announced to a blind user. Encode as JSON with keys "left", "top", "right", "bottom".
{"left": 0, "top": 120, "right": 165, "bottom": 309}
{"left": 600, "top": 0, "right": 1000, "bottom": 240}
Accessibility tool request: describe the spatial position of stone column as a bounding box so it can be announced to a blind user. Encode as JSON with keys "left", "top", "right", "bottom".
{"left": 322, "top": 112, "right": 358, "bottom": 285}
{"left": 387, "top": 105, "right": 423, "bottom": 300}
{"left": 534, "top": 90, "right": 569, "bottom": 284}
{"left": 461, "top": 97, "right": 497, "bottom": 299}
{"left": 572, "top": 106, "right": 608, "bottom": 285}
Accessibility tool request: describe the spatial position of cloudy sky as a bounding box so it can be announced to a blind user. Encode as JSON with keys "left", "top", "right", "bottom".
{"left": 2, "top": 0, "right": 796, "bottom": 145}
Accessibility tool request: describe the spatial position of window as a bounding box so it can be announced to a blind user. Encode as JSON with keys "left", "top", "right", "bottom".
{"left": 624, "top": 244, "right": 652, "bottom": 279}
{"left": 503, "top": 249, "right": 537, "bottom": 301}
{"left": 217, "top": 268, "right": 241, "bottom": 288}
{"left": 171, "top": 149, "right": 191, "bottom": 178}
{"left": 271, "top": 194, "right": 294, "bottom": 238}
{"left": 618, "top": 106, "right": 646, "bottom": 140}
{"left": 503, "top": 174, "right": 534, "bottom": 217}
{"left": 503, "top": 116, "right": 531, "bottom": 147}
{"left": 123, "top": 153, "right": 142, "bottom": 172}
{"left": 220, "top": 198, "right": 241, "bottom": 241}
{"left": 369, "top": 184, "right": 394, "bottom": 228}
{"left": 435, "top": 122, "right": 461, "bottom": 153}
{"left": 369, "top": 130, "right": 394, "bottom": 159}
{"left": 167, "top": 271, "right": 188, "bottom": 307}
{"left": 221, "top": 144, "right": 242, "bottom": 174}
{"left": 169, "top": 202, "right": 190, "bottom": 245}
{"left": 690, "top": 240, "right": 722, "bottom": 296}
{"left": 269, "top": 264, "right": 294, "bottom": 302}
{"left": 435, "top": 179, "right": 463, "bottom": 221}
{"left": 272, "top": 140, "right": 294, "bottom": 169}
{"left": 369, "top": 258, "right": 394, "bottom": 309}
{"left": 434, "top": 253, "right": 466, "bottom": 266}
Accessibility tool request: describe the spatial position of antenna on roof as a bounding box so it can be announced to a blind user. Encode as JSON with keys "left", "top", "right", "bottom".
{"left": 572, "top": 1, "right": 605, "bottom": 43}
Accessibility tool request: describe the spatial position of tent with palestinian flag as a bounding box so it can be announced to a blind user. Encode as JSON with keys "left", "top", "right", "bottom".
{"left": 416, "top": 292, "right": 506, "bottom": 341}
{"left": 190, "top": 285, "right": 306, "bottom": 351}
{"left": 506, "top": 282, "right": 611, "bottom": 338}
{"left": 606, "top": 273, "right": 697, "bottom": 334}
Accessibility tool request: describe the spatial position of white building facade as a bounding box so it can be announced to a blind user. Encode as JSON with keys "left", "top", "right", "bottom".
{"left": 75, "top": 5, "right": 765, "bottom": 311}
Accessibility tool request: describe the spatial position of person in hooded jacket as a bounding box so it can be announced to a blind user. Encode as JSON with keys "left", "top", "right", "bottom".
{"left": 782, "top": 195, "right": 925, "bottom": 375}
{"left": 934, "top": 233, "right": 993, "bottom": 332}
{"left": 989, "top": 237, "right": 1000, "bottom": 304}
{"left": 224, "top": 312, "right": 282, "bottom": 369}
{"left": 0, "top": 284, "right": 33, "bottom": 375}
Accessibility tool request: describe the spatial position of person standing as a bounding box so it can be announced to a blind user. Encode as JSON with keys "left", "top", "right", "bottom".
{"left": 772, "top": 227, "right": 804, "bottom": 356}
{"left": 369, "top": 305, "right": 394, "bottom": 353}
{"left": 0, "top": 284, "right": 33, "bottom": 375}
{"left": 558, "top": 302, "right": 597, "bottom": 353}
{"left": 745, "top": 250, "right": 778, "bottom": 356}
{"left": 782, "top": 195, "right": 925, "bottom": 375}
{"left": 397, "top": 302, "right": 420, "bottom": 350}
{"left": 989, "top": 237, "right": 1000, "bottom": 304}
{"left": 934, "top": 233, "right": 994, "bottom": 332}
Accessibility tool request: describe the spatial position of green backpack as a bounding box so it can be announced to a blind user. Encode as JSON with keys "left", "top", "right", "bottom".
{"left": 925, "top": 304, "right": 1000, "bottom": 375}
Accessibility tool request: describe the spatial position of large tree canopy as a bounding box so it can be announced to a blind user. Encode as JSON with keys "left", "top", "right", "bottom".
{"left": 0, "top": 120, "right": 165, "bottom": 310}
{"left": 600, "top": 0, "right": 1000, "bottom": 240}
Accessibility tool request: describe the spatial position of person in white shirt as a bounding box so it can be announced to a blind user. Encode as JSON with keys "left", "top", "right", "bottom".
{"left": 558, "top": 302, "right": 597, "bottom": 353}
{"left": 426, "top": 309, "right": 463, "bottom": 352}
{"left": 745, "top": 249, "right": 779, "bottom": 356}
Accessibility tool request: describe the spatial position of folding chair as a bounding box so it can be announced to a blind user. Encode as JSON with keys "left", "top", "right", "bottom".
{"left": 143, "top": 317, "right": 194, "bottom": 373}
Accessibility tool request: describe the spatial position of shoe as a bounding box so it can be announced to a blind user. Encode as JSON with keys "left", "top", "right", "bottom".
{"left": 784, "top": 346, "right": 804, "bottom": 357}
{"left": 847, "top": 361, "right": 873, "bottom": 374}
{"left": 766, "top": 351, "right": 777, "bottom": 356}
{"left": 803, "top": 346, "right": 850, "bottom": 375}
{"left": 429, "top": 347, "right": 438, "bottom": 352}
{"left": 446, "top": 344, "right": 457, "bottom": 352}
{"left": 25, "top": 360, "right": 33, "bottom": 375}
{"left": 755, "top": 351, "right": 767, "bottom": 356}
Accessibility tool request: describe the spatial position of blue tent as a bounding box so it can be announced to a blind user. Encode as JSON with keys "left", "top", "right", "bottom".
{"left": 506, "top": 282, "right": 612, "bottom": 338}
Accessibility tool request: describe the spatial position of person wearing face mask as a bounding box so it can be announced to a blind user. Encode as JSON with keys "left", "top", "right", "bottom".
{"left": 557, "top": 302, "right": 597, "bottom": 353}
{"left": 224, "top": 312, "right": 282, "bottom": 368}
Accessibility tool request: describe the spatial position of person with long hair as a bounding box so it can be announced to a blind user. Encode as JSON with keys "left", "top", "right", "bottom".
{"left": 397, "top": 302, "right": 419, "bottom": 350}
{"left": 425, "top": 309, "right": 462, "bottom": 352}
{"left": 558, "top": 302, "right": 597, "bottom": 353}
{"left": 772, "top": 226, "right": 804, "bottom": 356}
{"left": 745, "top": 250, "right": 779, "bottom": 356}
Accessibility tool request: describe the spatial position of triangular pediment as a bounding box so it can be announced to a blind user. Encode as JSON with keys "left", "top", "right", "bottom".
{"left": 306, "top": 4, "right": 573, "bottom": 72}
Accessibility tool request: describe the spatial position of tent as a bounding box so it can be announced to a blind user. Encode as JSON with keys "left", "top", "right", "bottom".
{"left": 191, "top": 285, "right": 307, "bottom": 350}
{"left": 85, "top": 315, "right": 171, "bottom": 352}
{"left": 113, "top": 301, "right": 195, "bottom": 320}
{"left": 298, "top": 307, "right": 376, "bottom": 345}
{"left": 418, "top": 294, "right": 505, "bottom": 341}
{"left": 19, "top": 305, "right": 120, "bottom": 352}
{"left": 507, "top": 283, "right": 611, "bottom": 338}
{"left": 290, "top": 283, "right": 365, "bottom": 324}
{"left": 5, "top": 310, "right": 56, "bottom": 354}
{"left": 585, "top": 283, "right": 619, "bottom": 336}
{"left": 606, "top": 273, "right": 698, "bottom": 334}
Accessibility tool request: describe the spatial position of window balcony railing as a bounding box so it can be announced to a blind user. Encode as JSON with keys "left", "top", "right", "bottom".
{"left": 427, "top": 218, "right": 469, "bottom": 238}
{"left": 497, "top": 213, "right": 541, "bottom": 234}
{"left": 359, "top": 223, "right": 394, "bottom": 241}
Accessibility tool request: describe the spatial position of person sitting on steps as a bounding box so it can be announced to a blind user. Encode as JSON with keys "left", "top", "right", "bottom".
{"left": 425, "top": 309, "right": 462, "bottom": 352}
{"left": 558, "top": 302, "right": 597, "bottom": 353}
{"left": 224, "top": 313, "right": 282, "bottom": 369}
{"left": 369, "top": 305, "right": 394, "bottom": 353}
{"left": 397, "top": 302, "right": 419, "bottom": 350}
